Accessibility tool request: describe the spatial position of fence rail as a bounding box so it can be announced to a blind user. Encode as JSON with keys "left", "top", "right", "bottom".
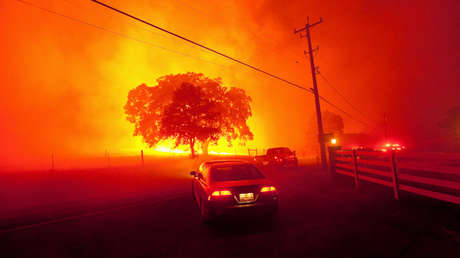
{"left": 330, "top": 149, "right": 460, "bottom": 205}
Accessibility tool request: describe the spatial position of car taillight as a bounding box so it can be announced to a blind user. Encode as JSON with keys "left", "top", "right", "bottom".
{"left": 261, "top": 186, "right": 276, "bottom": 192}
{"left": 211, "top": 190, "right": 232, "bottom": 197}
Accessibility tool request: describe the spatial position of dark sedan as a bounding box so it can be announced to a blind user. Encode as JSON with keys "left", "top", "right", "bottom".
{"left": 190, "top": 160, "right": 279, "bottom": 222}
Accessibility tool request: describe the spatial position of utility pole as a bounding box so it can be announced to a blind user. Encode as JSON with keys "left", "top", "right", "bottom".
{"left": 384, "top": 113, "right": 389, "bottom": 143}
{"left": 141, "top": 149, "right": 144, "bottom": 166}
{"left": 294, "top": 17, "right": 327, "bottom": 170}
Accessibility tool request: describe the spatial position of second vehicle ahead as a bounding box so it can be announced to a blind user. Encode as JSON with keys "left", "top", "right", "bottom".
{"left": 254, "top": 147, "right": 298, "bottom": 167}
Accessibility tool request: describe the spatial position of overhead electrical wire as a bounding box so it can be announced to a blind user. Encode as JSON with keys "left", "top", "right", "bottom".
{"left": 318, "top": 96, "right": 369, "bottom": 126}
{"left": 318, "top": 72, "right": 375, "bottom": 123}
{"left": 89, "top": 0, "right": 313, "bottom": 93}
{"left": 89, "top": 1, "right": 373, "bottom": 126}
{"left": 14, "top": 0, "right": 372, "bottom": 127}
{"left": 14, "top": 0, "right": 227, "bottom": 67}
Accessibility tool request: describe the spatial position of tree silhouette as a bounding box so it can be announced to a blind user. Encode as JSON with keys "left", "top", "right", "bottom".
{"left": 161, "top": 83, "right": 221, "bottom": 157}
{"left": 124, "top": 73, "right": 253, "bottom": 156}
{"left": 304, "top": 110, "right": 344, "bottom": 155}
{"left": 439, "top": 106, "right": 460, "bottom": 141}
{"left": 322, "top": 110, "right": 344, "bottom": 134}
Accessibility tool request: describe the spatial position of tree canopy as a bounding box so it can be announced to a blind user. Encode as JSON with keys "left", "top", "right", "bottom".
{"left": 124, "top": 73, "right": 253, "bottom": 156}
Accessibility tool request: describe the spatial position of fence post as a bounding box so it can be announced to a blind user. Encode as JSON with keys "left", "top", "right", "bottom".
{"left": 390, "top": 151, "right": 400, "bottom": 200}
{"left": 352, "top": 149, "right": 360, "bottom": 190}
{"left": 50, "top": 152, "right": 55, "bottom": 171}
{"left": 141, "top": 149, "right": 144, "bottom": 166}
{"left": 328, "top": 147, "right": 336, "bottom": 174}
{"left": 105, "top": 150, "right": 110, "bottom": 168}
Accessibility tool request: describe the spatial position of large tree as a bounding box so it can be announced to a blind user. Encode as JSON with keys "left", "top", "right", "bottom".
{"left": 124, "top": 73, "right": 253, "bottom": 156}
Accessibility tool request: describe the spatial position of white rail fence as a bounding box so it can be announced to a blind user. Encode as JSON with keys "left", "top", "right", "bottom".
{"left": 329, "top": 149, "right": 460, "bottom": 205}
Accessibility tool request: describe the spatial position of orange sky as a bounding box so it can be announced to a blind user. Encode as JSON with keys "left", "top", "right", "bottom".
{"left": 1, "top": 0, "right": 459, "bottom": 169}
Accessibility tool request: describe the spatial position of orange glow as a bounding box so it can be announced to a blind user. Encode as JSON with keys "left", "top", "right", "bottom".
{"left": 220, "top": 190, "right": 232, "bottom": 196}
{"left": 331, "top": 138, "right": 337, "bottom": 145}
{"left": 208, "top": 151, "right": 233, "bottom": 156}
{"left": 261, "top": 186, "right": 276, "bottom": 192}
{"left": 1, "top": 0, "right": 456, "bottom": 169}
{"left": 153, "top": 145, "right": 191, "bottom": 155}
{"left": 381, "top": 142, "right": 405, "bottom": 152}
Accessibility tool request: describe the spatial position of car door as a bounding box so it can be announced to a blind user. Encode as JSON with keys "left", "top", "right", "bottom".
{"left": 197, "top": 166, "right": 210, "bottom": 205}
{"left": 193, "top": 164, "right": 204, "bottom": 205}
{"left": 192, "top": 174, "right": 200, "bottom": 206}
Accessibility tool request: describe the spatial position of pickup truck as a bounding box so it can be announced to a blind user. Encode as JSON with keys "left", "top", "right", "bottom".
{"left": 253, "top": 147, "right": 298, "bottom": 167}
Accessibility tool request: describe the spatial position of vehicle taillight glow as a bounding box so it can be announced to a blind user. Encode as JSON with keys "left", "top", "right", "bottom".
{"left": 261, "top": 186, "right": 276, "bottom": 192}
{"left": 211, "top": 190, "right": 232, "bottom": 197}
{"left": 221, "top": 190, "right": 231, "bottom": 196}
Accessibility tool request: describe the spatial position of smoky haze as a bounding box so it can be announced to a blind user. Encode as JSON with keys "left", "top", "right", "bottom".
{"left": 1, "top": 0, "right": 459, "bottom": 170}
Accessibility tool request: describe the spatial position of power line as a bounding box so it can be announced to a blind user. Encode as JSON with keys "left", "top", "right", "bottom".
{"left": 90, "top": 0, "right": 313, "bottom": 93}
{"left": 64, "top": 0, "right": 227, "bottom": 58}
{"left": 318, "top": 96, "right": 370, "bottom": 126}
{"left": 14, "top": 0, "right": 227, "bottom": 67}
{"left": 90, "top": 1, "right": 373, "bottom": 126}
{"left": 318, "top": 72, "right": 374, "bottom": 123}
{"left": 14, "top": 0, "right": 371, "bottom": 127}
{"left": 61, "top": 0, "right": 175, "bottom": 40}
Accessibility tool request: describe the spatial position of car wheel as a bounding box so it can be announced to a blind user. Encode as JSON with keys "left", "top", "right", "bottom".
{"left": 192, "top": 183, "right": 197, "bottom": 206}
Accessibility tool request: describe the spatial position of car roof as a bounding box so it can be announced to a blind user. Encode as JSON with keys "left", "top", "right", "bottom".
{"left": 203, "top": 160, "right": 250, "bottom": 167}
{"left": 268, "top": 147, "right": 290, "bottom": 151}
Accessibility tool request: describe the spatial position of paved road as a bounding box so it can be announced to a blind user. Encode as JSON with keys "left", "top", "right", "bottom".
{"left": 1, "top": 165, "right": 459, "bottom": 258}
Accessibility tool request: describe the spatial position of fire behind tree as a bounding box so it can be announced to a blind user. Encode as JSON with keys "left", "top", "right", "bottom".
{"left": 124, "top": 72, "right": 253, "bottom": 157}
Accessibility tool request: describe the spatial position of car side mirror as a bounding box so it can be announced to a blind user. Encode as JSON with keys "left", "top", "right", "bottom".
{"left": 190, "top": 171, "right": 197, "bottom": 177}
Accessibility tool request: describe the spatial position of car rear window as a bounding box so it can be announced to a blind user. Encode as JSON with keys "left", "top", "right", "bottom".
{"left": 268, "top": 148, "right": 291, "bottom": 155}
{"left": 210, "top": 164, "right": 265, "bottom": 182}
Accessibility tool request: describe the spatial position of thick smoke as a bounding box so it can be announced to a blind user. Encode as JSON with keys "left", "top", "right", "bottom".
{"left": 1, "top": 0, "right": 458, "bottom": 169}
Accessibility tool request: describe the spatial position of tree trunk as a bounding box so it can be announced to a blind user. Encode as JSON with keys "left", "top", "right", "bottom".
{"left": 190, "top": 139, "right": 195, "bottom": 158}
{"left": 201, "top": 140, "right": 209, "bottom": 156}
